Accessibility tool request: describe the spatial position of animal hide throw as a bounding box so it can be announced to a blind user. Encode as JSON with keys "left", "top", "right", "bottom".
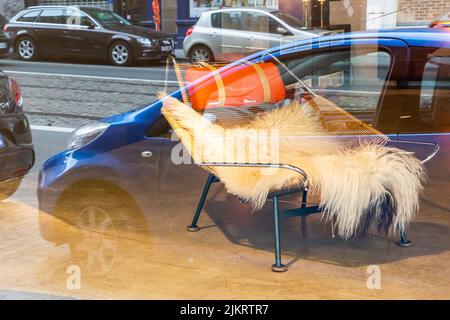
{"left": 161, "top": 95, "right": 426, "bottom": 239}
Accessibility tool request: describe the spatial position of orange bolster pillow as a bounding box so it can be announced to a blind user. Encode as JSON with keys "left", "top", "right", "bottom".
{"left": 186, "top": 62, "right": 286, "bottom": 110}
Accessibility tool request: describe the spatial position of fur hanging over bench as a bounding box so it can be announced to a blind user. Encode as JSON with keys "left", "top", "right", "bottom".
{"left": 161, "top": 95, "right": 426, "bottom": 239}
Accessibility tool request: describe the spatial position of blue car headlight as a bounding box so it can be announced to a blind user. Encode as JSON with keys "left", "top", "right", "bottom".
{"left": 67, "top": 123, "right": 109, "bottom": 150}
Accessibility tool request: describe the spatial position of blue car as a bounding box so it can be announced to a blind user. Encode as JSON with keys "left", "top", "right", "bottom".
{"left": 38, "top": 29, "right": 450, "bottom": 272}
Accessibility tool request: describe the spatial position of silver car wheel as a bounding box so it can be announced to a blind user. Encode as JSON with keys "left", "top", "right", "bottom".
{"left": 192, "top": 47, "right": 210, "bottom": 63}
{"left": 18, "top": 39, "right": 34, "bottom": 60}
{"left": 74, "top": 206, "right": 116, "bottom": 274}
{"left": 111, "top": 43, "right": 129, "bottom": 65}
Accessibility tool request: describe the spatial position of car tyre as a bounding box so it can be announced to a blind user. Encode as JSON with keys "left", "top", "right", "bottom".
{"left": 109, "top": 41, "right": 133, "bottom": 66}
{"left": 189, "top": 45, "right": 214, "bottom": 64}
{"left": 53, "top": 180, "right": 149, "bottom": 275}
{"left": 0, "top": 178, "right": 22, "bottom": 200}
{"left": 16, "top": 37, "right": 37, "bottom": 61}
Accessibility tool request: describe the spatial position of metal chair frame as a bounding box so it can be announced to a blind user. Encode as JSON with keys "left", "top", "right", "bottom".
{"left": 164, "top": 56, "right": 440, "bottom": 272}
{"left": 186, "top": 162, "right": 413, "bottom": 272}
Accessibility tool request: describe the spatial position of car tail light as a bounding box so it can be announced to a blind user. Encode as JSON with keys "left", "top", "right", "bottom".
{"left": 9, "top": 78, "right": 23, "bottom": 106}
{"left": 186, "top": 26, "right": 194, "bottom": 37}
{"left": 3, "top": 24, "right": 8, "bottom": 33}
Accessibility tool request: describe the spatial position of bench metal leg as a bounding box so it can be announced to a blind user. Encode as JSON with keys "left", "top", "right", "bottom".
{"left": 300, "top": 190, "right": 308, "bottom": 238}
{"left": 187, "top": 174, "right": 215, "bottom": 232}
{"left": 397, "top": 229, "right": 413, "bottom": 247}
{"left": 272, "top": 196, "right": 287, "bottom": 272}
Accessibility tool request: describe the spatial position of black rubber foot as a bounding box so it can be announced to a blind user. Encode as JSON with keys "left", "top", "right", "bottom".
{"left": 186, "top": 225, "right": 200, "bottom": 232}
{"left": 271, "top": 264, "right": 288, "bottom": 272}
{"left": 396, "top": 239, "right": 413, "bottom": 247}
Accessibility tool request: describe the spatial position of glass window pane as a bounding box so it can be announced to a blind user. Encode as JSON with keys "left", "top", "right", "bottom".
{"left": 37, "top": 9, "right": 64, "bottom": 24}
{"left": 64, "top": 10, "right": 93, "bottom": 27}
{"left": 244, "top": 12, "right": 270, "bottom": 33}
{"left": 421, "top": 57, "right": 450, "bottom": 132}
{"left": 17, "top": 10, "right": 41, "bottom": 22}
{"left": 211, "top": 13, "right": 220, "bottom": 28}
{"left": 221, "top": 11, "right": 242, "bottom": 30}
{"left": 284, "top": 49, "right": 391, "bottom": 125}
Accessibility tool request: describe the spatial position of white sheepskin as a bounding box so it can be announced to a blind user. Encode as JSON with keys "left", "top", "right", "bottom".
{"left": 161, "top": 95, "right": 426, "bottom": 239}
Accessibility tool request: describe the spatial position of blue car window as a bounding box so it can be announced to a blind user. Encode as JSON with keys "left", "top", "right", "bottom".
{"left": 283, "top": 47, "right": 392, "bottom": 125}
{"left": 421, "top": 56, "right": 450, "bottom": 132}
{"left": 147, "top": 116, "right": 173, "bottom": 138}
{"left": 401, "top": 49, "right": 450, "bottom": 133}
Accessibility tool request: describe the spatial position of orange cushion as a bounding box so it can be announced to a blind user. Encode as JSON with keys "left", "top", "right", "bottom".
{"left": 186, "top": 62, "right": 286, "bottom": 110}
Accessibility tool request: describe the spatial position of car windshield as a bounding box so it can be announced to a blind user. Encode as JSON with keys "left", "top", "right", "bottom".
{"left": 271, "top": 11, "right": 305, "bottom": 29}
{"left": 83, "top": 8, "right": 131, "bottom": 27}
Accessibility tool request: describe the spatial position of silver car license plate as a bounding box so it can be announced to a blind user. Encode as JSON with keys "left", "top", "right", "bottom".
{"left": 0, "top": 43, "right": 8, "bottom": 49}
{"left": 161, "top": 45, "right": 172, "bottom": 52}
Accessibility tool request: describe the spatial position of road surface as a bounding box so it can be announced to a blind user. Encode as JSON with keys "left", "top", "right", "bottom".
{"left": 1, "top": 57, "right": 179, "bottom": 127}
{"left": 1, "top": 57, "right": 176, "bottom": 207}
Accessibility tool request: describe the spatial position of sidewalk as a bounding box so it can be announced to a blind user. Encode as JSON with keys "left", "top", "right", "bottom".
{"left": 175, "top": 49, "right": 188, "bottom": 61}
{"left": 0, "top": 289, "right": 77, "bottom": 300}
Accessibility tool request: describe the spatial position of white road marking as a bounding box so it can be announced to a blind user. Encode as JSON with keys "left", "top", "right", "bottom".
{"left": 0, "top": 58, "right": 173, "bottom": 72}
{"left": 4, "top": 70, "right": 181, "bottom": 84}
{"left": 31, "top": 125, "right": 75, "bottom": 133}
{"left": 1, "top": 56, "right": 186, "bottom": 70}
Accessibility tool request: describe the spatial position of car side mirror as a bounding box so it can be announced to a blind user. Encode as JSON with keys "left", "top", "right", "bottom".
{"left": 277, "top": 26, "right": 289, "bottom": 35}
{"left": 87, "top": 21, "right": 96, "bottom": 29}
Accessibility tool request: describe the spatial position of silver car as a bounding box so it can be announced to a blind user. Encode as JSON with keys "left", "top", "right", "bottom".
{"left": 184, "top": 7, "right": 329, "bottom": 63}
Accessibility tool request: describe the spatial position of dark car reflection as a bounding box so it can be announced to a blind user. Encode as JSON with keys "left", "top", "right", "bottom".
{"left": 5, "top": 6, "right": 174, "bottom": 66}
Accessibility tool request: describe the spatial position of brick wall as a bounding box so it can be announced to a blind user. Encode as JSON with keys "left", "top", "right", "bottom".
{"left": 398, "top": 0, "right": 450, "bottom": 24}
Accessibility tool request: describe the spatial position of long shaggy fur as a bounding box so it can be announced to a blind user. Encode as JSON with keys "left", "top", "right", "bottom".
{"left": 161, "top": 95, "right": 426, "bottom": 239}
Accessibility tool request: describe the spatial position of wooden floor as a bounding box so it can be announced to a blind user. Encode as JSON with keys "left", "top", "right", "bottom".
{"left": 0, "top": 181, "right": 449, "bottom": 300}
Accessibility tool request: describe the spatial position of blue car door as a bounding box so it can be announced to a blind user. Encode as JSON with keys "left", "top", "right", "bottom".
{"left": 396, "top": 47, "right": 450, "bottom": 220}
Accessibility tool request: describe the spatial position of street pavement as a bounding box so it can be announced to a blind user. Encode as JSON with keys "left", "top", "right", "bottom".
{"left": 1, "top": 57, "right": 179, "bottom": 128}
{"left": 1, "top": 57, "right": 178, "bottom": 209}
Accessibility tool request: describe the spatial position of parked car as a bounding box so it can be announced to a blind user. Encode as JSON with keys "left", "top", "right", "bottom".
{"left": 0, "top": 29, "right": 11, "bottom": 59}
{"left": 0, "top": 14, "right": 11, "bottom": 58}
{"left": 38, "top": 29, "right": 449, "bottom": 271}
{"left": 430, "top": 11, "right": 450, "bottom": 28}
{"left": 184, "top": 7, "right": 330, "bottom": 63}
{"left": 0, "top": 71, "right": 34, "bottom": 199}
{"left": 0, "top": 15, "right": 7, "bottom": 29}
{"left": 4, "top": 5, "right": 174, "bottom": 66}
